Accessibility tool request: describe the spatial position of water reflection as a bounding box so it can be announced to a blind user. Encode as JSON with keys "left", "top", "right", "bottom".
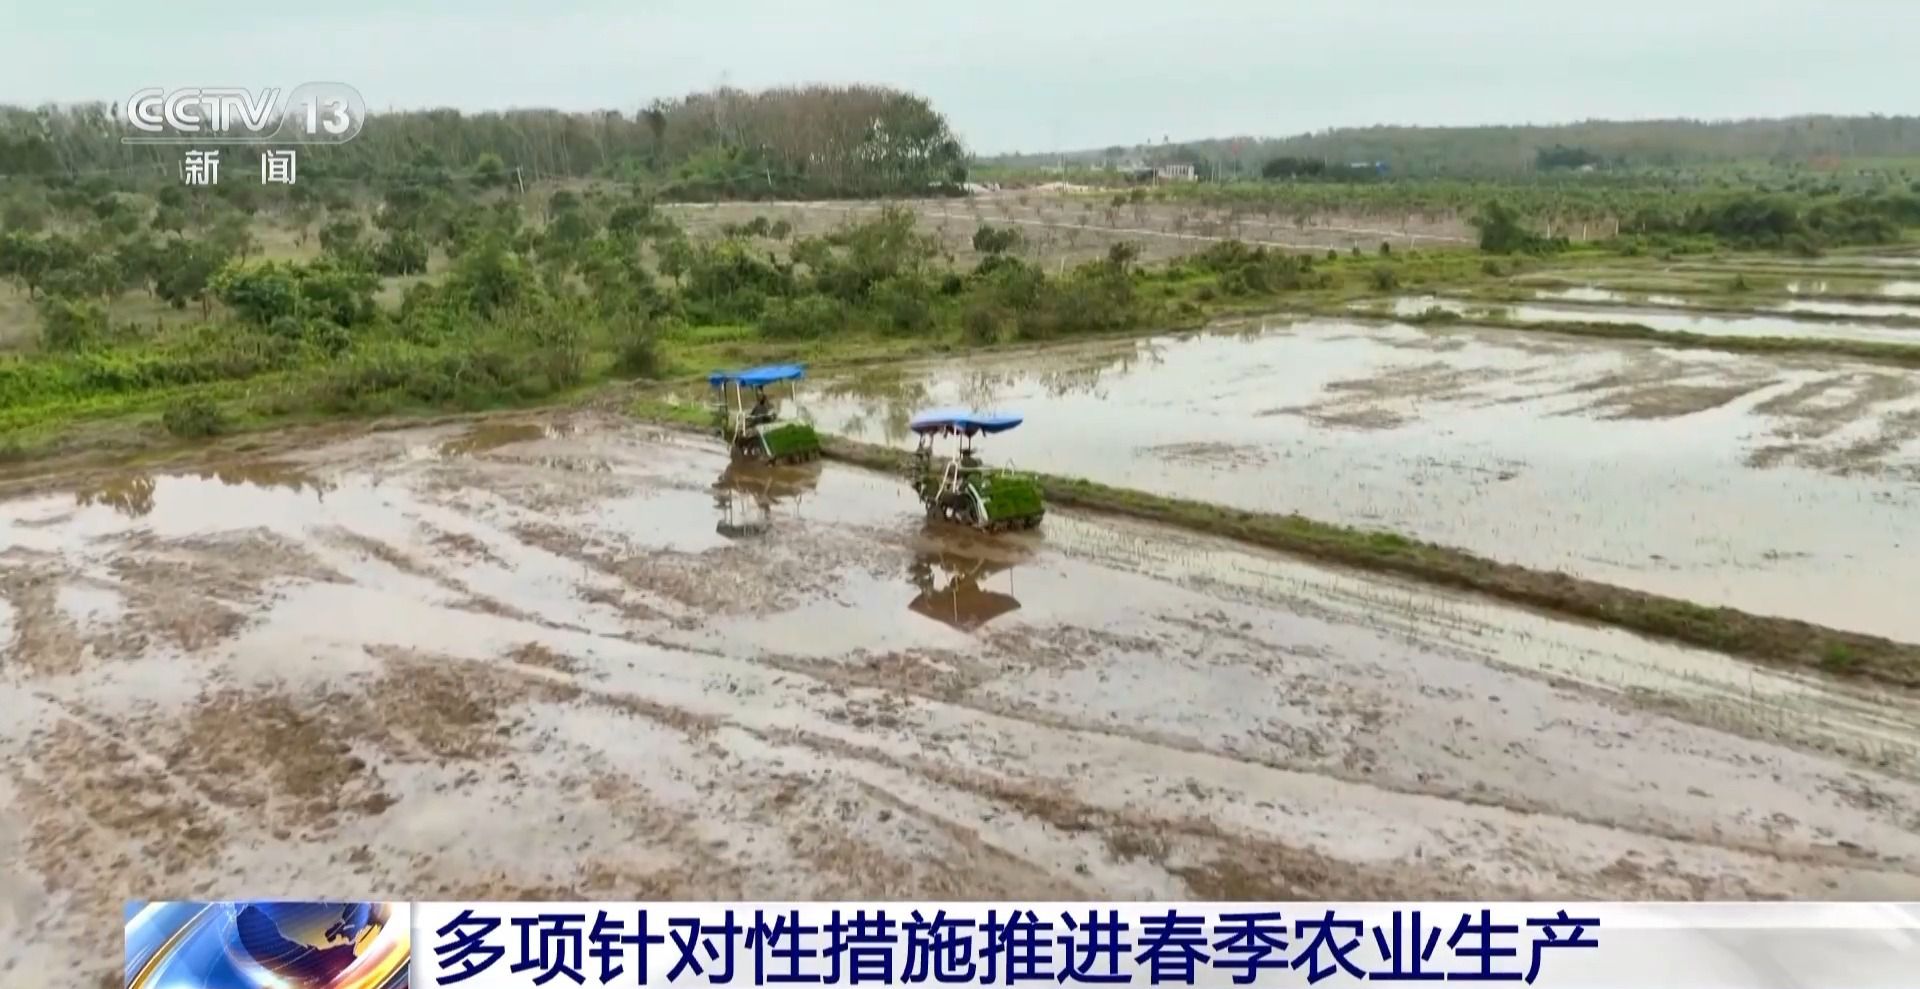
{"left": 74, "top": 461, "right": 333, "bottom": 518}
{"left": 710, "top": 460, "right": 821, "bottom": 539}
{"left": 75, "top": 474, "right": 157, "bottom": 517}
{"left": 905, "top": 548, "right": 1023, "bottom": 632}
{"left": 435, "top": 421, "right": 575, "bottom": 458}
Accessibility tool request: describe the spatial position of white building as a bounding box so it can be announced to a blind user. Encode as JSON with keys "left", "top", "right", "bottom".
{"left": 1155, "top": 163, "right": 1197, "bottom": 182}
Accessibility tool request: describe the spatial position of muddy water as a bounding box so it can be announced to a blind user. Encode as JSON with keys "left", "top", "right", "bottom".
{"left": 799, "top": 319, "right": 1920, "bottom": 641}
{"left": 5, "top": 414, "right": 1920, "bottom": 985}
{"left": 1774, "top": 297, "right": 1920, "bottom": 318}
{"left": 1382, "top": 296, "right": 1920, "bottom": 345}
{"left": 1537, "top": 286, "right": 1630, "bottom": 303}
{"left": 1540, "top": 283, "right": 1920, "bottom": 319}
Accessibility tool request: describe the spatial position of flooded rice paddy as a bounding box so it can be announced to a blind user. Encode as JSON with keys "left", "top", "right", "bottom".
{"left": 4, "top": 413, "right": 1920, "bottom": 985}
{"left": 800, "top": 318, "right": 1920, "bottom": 641}
{"left": 1376, "top": 296, "right": 1920, "bottom": 345}
{"left": 1534, "top": 284, "right": 1920, "bottom": 319}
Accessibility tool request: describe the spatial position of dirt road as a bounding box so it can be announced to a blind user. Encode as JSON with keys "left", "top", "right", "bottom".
{"left": 3, "top": 415, "right": 1919, "bottom": 986}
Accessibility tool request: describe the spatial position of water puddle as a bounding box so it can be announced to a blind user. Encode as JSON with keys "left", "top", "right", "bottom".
{"left": 905, "top": 545, "right": 1026, "bottom": 632}
{"left": 711, "top": 461, "right": 824, "bottom": 540}
{"left": 68, "top": 461, "right": 333, "bottom": 519}
{"left": 1799, "top": 255, "right": 1920, "bottom": 269}
{"left": 1881, "top": 281, "right": 1920, "bottom": 298}
{"left": 1379, "top": 296, "right": 1920, "bottom": 345}
{"left": 435, "top": 421, "right": 575, "bottom": 458}
{"left": 800, "top": 319, "right": 1920, "bottom": 640}
{"left": 1772, "top": 298, "right": 1920, "bottom": 319}
{"left": 1536, "top": 287, "right": 1628, "bottom": 303}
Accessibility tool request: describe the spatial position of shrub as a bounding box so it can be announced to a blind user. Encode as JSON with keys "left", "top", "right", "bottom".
{"left": 872, "top": 276, "right": 935, "bottom": 333}
{"left": 37, "top": 295, "right": 108, "bottom": 351}
{"left": 1785, "top": 233, "right": 1823, "bottom": 258}
{"left": 1370, "top": 266, "right": 1400, "bottom": 291}
{"left": 161, "top": 395, "right": 229, "bottom": 438}
{"left": 374, "top": 231, "right": 430, "bottom": 275}
{"left": 760, "top": 294, "right": 845, "bottom": 339}
{"left": 971, "top": 224, "right": 1021, "bottom": 255}
{"left": 960, "top": 298, "right": 1009, "bottom": 344}
{"left": 612, "top": 314, "right": 664, "bottom": 378}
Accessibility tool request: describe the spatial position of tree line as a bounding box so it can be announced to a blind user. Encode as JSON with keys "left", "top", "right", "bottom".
{"left": 988, "top": 115, "right": 1920, "bottom": 178}
{"left": 0, "top": 84, "right": 968, "bottom": 200}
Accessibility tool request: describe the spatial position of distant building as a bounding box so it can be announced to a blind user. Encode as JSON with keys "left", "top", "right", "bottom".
{"left": 1155, "top": 163, "right": 1197, "bottom": 182}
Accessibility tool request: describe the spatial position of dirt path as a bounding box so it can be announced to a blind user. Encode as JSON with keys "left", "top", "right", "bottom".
{"left": 4, "top": 414, "right": 1920, "bottom": 986}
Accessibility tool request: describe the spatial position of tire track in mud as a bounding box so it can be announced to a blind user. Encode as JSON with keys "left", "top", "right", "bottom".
{"left": 504, "top": 624, "right": 1916, "bottom": 890}
{"left": 542, "top": 663, "right": 1859, "bottom": 901}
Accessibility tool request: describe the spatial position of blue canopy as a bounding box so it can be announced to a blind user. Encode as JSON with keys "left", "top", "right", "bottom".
{"left": 909, "top": 408, "right": 1024, "bottom": 436}
{"left": 709, "top": 364, "right": 806, "bottom": 388}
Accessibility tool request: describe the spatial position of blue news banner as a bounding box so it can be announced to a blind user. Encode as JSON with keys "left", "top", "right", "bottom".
{"left": 405, "top": 901, "right": 1920, "bottom": 988}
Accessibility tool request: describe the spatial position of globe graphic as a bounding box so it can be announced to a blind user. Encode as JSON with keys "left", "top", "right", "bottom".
{"left": 221, "top": 901, "right": 383, "bottom": 986}
{"left": 125, "top": 900, "right": 407, "bottom": 989}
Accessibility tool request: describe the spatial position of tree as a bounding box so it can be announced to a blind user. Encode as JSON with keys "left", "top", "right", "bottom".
{"left": 1, "top": 197, "right": 47, "bottom": 233}
{"left": 288, "top": 202, "right": 321, "bottom": 246}
{"left": 606, "top": 201, "right": 655, "bottom": 240}
{"left": 319, "top": 215, "right": 366, "bottom": 260}
{"left": 154, "top": 242, "right": 226, "bottom": 314}
{"left": 294, "top": 259, "right": 380, "bottom": 326}
{"left": 972, "top": 224, "right": 1022, "bottom": 255}
{"left": 1534, "top": 144, "right": 1603, "bottom": 171}
{"left": 0, "top": 232, "right": 52, "bottom": 297}
{"left": 473, "top": 152, "right": 508, "bottom": 189}
{"left": 374, "top": 230, "right": 430, "bottom": 276}
{"left": 547, "top": 189, "right": 581, "bottom": 221}
{"left": 543, "top": 209, "right": 597, "bottom": 255}
{"left": 151, "top": 205, "right": 188, "bottom": 238}
{"left": 0, "top": 232, "right": 84, "bottom": 299}
{"left": 655, "top": 234, "right": 693, "bottom": 286}
{"left": 376, "top": 186, "right": 431, "bottom": 232}
{"left": 116, "top": 235, "right": 164, "bottom": 296}
{"left": 1261, "top": 156, "right": 1328, "bottom": 179}
{"left": 206, "top": 214, "right": 258, "bottom": 260}
{"left": 212, "top": 260, "right": 301, "bottom": 325}
{"left": 1471, "top": 200, "right": 1535, "bottom": 254}
{"left": 446, "top": 235, "right": 538, "bottom": 315}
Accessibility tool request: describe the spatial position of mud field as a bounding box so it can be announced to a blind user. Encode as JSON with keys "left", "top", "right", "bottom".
{"left": 1375, "top": 296, "right": 1920, "bottom": 345}
{"left": 796, "top": 318, "right": 1920, "bottom": 641}
{"left": 4, "top": 415, "right": 1920, "bottom": 985}
{"left": 1521, "top": 284, "right": 1920, "bottom": 320}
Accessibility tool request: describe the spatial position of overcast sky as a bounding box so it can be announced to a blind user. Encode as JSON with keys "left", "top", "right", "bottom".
{"left": 5, "top": 0, "right": 1917, "bottom": 154}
